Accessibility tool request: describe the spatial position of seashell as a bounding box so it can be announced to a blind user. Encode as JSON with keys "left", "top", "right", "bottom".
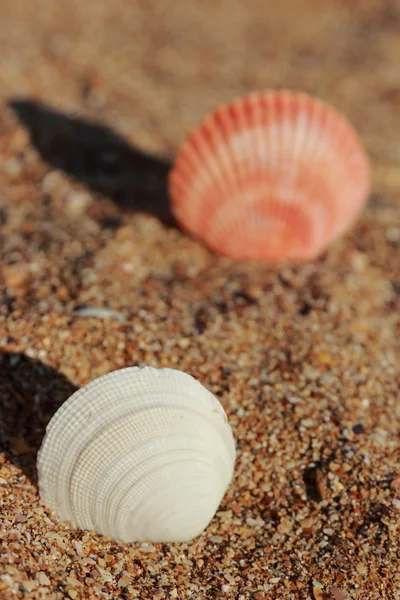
{"left": 37, "top": 366, "right": 235, "bottom": 543}
{"left": 169, "top": 90, "right": 370, "bottom": 262}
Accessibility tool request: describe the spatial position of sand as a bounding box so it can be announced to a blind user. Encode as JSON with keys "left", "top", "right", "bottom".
{"left": 0, "top": 1, "right": 399, "bottom": 598}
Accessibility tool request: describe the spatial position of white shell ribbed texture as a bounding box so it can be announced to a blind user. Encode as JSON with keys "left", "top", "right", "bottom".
{"left": 37, "top": 366, "right": 235, "bottom": 543}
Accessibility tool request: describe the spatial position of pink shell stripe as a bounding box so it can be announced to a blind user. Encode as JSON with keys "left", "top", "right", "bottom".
{"left": 169, "top": 90, "right": 370, "bottom": 262}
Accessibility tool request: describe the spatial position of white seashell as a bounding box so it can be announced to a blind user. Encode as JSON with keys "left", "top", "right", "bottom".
{"left": 37, "top": 366, "right": 236, "bottom": 543}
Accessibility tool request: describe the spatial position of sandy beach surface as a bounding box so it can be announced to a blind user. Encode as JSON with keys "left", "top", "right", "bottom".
{"left": 0, "top": 1, "right": 399, "bottom": 598}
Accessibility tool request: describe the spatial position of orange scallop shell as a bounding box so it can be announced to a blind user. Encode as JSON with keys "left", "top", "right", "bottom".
{"left": 169, "top": 91, "right": 370, "bottom": 262}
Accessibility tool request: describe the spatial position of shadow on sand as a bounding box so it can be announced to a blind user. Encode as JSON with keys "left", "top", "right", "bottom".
{"left": 0, "top": 352, "right": 77, "bottom": 486}
{"left": 9, "top": 98, "right": 176, "bottom": 226}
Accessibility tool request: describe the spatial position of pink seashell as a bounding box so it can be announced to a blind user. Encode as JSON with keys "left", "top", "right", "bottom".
{"left": 169, "top": 90, "right": 370, "bottom": 262}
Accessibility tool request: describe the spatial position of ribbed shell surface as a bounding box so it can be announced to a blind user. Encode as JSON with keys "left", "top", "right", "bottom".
{"left": 37, "top": 367, "right": 236, "bottom": 543}
{"left": 169, "top": 90, "right": 370, "bottom": 262}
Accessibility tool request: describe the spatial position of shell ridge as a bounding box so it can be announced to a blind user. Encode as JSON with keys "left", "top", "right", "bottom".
{"left": 68, "top": 408, "right": 234, "bottom": 528}
{"left": 38, "top": 367, "right": 235, "bottom": 543}
{"left": 46, "top": 397, "right": 234, "bottom": 522}
{"left": 169, "top": 88, "right": 370, "bottom": 260}
{"left": 113, "top": 460, "right": 225, "bottom": 542}
{"left": 96, "top": 442, "right": 226, "bottom": 534}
